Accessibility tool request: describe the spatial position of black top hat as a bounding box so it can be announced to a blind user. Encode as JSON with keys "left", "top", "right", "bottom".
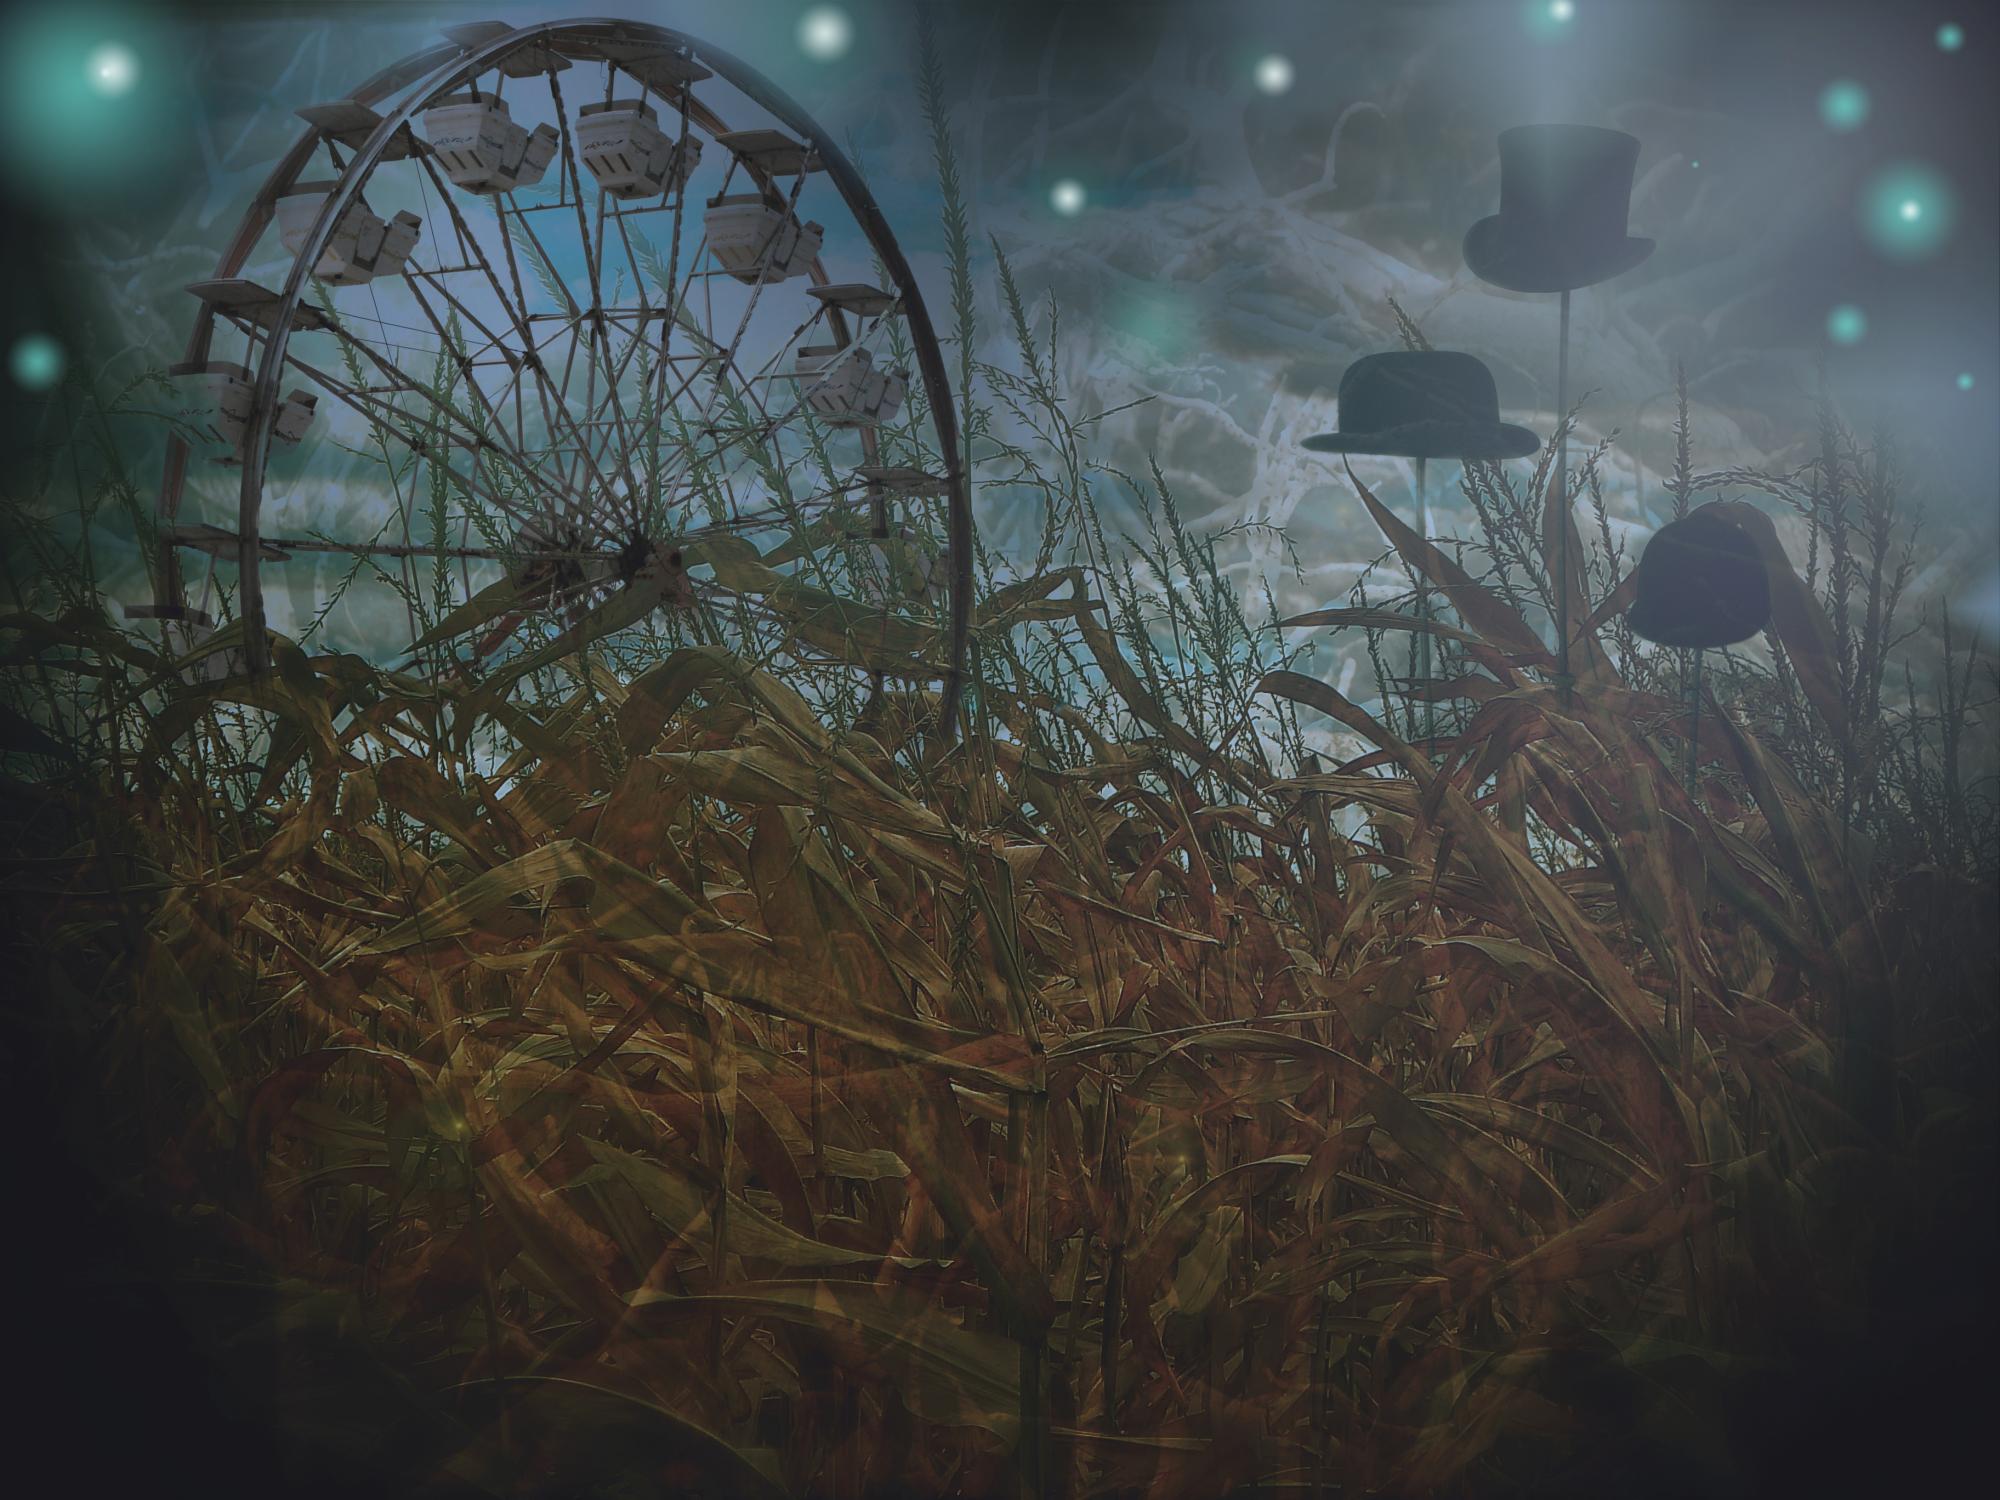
{"left": 1463, "top": 124, "right": 1656, "bottom": 294}
{"left": 1302, "top": 351, "right": 1539, "bottom": 460}
{"left": 1628, "top": 510, "right": 1771, "bottom": 648}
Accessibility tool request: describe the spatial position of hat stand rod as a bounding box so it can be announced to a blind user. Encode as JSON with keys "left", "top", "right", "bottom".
{"left": 1414, "top": 456, "right": 1435, "bottom": 752}
{"left": 1686, "top": 646, "right": 1703, "bottom": 793}
{"left": 1554, "top": 287, "right": 1573, "bottom": 706}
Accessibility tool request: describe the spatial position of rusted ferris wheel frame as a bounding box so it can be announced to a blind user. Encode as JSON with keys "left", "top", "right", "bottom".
{"left": 148, "top": 16, "right": 972, "bottom": 737}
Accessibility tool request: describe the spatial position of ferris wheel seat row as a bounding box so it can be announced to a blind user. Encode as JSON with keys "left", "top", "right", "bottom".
{"left": 269, "top": 92, "right": 828, "bottom": 295}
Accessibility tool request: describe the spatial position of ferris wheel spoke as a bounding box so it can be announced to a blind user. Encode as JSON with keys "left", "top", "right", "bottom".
{"left": 636, "top": 147, "right": 713, "bottom": 504}
{"left": 397, "top": 275, "right": 581, "bottom": 521}
{"left": 487, "top": 193, "right": 638, "bottom": 533}
{"left": 653, "top": 308, "right": 889, "bottom": 515}
{"left": 644, "top": 159, "right": 815, "bottom": 505}
{"left": 644, "top": 310, "right": 802, "bottom": 494}
{"left": 608, "top": 214, "right": 684, "bottom": 527}
{"left": 309, "top": 324, "right": 556, "bottom": 534}
{"left": 281, "top": 349, "right": 534, "bottom": 534}
{"left": 407, "top": 267, "right": 544, "bottom": 457}
{"left": 650, "top": 331, "right": 734, "bottom": 439}
{"left": 168, "top": 526, "right": 526, "bottom": 564}
{"left": 584, "top": 224, "right": 672, "bottom": 496}
{"left": 707, "top": 309, "right": 824, "bottom": 445}
{"left": 574, "top": 315, "right": 663, "bottom": 529}
{"left": 415, "top": 152, "right": 587, "bottom": 509}
{"left": 575, "top": 339, "right": 655, "bottom": 538}
{"left": 545, "top": 62, "right": 606, "bottom": 322}
{"left": 406, "top": 268, "right": 552, "bottom": 462}
{"left": 653, "top": 264, "right": 906, "bottom": 517}
{"left": 646, "top": 208, "right": 692, "bottom": 518}
{"left": 409, "top": 180, "right": 618, "bottom": 536}
{"left": 559, "top": 318, "right": 601, "bottom": 512}
{"left": 565, "top": 261, "right": 655, "bottom": 541}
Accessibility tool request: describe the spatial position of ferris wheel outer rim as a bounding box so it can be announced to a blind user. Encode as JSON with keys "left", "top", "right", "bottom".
{"left": 185, "top": 16, "right": 968, "bottom": 738}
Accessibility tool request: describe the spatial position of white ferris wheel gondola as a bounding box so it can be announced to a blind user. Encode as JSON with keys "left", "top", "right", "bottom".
{"left": 702, "top": 193, "right": 823, "bottom": 284}
{"left": 795, "top": 343, "right": 907, "bottom": 429}
{"left": 575, "top": 98, "right": 701, "bottom": 200}
{"left": 421, "top": 95, "right": 559, "bottom": 194}
{"left": 167, "top": 361, "right": 317, "bottom": 461}
{"left": 273, "top": 182, "right": 421, "bottom": 285}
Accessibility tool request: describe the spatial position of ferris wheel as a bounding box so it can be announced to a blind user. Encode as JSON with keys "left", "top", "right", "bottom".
{"left": 137, "top": 16, "right": 971, "bottom": 735}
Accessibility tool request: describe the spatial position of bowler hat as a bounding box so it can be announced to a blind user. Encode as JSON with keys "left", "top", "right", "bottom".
{"left": 1302, "top": 350, "right": 1539, "bottom": 460}
{"left": 1463, "top": 124, "right": 1655, "bottom": 294}
{"left": 1628, "top": 510, "right": 1771, "bottom": 648}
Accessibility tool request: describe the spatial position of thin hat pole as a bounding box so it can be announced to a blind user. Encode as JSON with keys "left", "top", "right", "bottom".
{"left": 1555, "top": 287, "right": 1572, "bottom": 705}
{"left": 1414, "top": 455, "right": 1435, "bottom": 751}
{"left": 1687, "top": 645, "right": 1703, "bottom": 792}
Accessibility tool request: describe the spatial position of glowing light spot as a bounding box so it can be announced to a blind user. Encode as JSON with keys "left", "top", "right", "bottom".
{"left": 1253, "top": 53, "right": 1294, "bottom": 96}
{"left": 8, "top": 333, "right": 65, "bottom": 391}
{"left": 1113, "top": 284, "right": 1193, "bottom": 359}
{"left": 796, "top": 6, "right": 853, "bottom": 62}
{"left": 1959, "top": 372, "right": 1976, "bottom": 391}
{"left": 0, "top": 11, "right": 191, "bottom": 207}
{"left": 85, "top": 41, "right": 137, "bottom": 96}
{"left": 1825, "top": 304, "right": 1867, "bottom": 346}
{"left": 1860, "top": 162, "right": 1957, "bottom": 259}
{"left": 1819, "top": 79, "right": 1870, "bottom": 132}
{"left": 1937, "top": 23, "right": 1964, "bottom": 52}
{"left": 1523, "top": 0, "right": 1576, "bottom": 39}
{"left": 1690, "top": 159, "right": 1700, "bottom": 169}
{"left": 1049, "top": 178, "right": 1086, "bottom": 216}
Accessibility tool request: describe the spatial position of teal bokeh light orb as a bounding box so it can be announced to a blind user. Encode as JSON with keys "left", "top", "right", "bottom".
{"left": 1937, "top": 23, "right": 1964, "bottom": 52}
{"left": 0, "top": 4, "right": 187, "bottom": 209}
{"left": 1959, "top": 372, "right": 1976, "bottom": 391}
{"left": 1112, "top": 284, "right": 1194, "bottom": 362}
{"left": 1859, "top": 163, "right": 1958, "bottom": 260}
{"left": 1825, "top": 305, "right": 1867, "bottom": 346}
{"left": 1524, "top": 0, "right": 1577, "bottom": 40}
{"left": 1819, "top": 79, "right": 1871, "bottom": 132}
{"left": 9, "top": 334, "right": 66, "bottom": 391}
{"left": 1049, "top": 178, "right": 1086, "bottom": 216}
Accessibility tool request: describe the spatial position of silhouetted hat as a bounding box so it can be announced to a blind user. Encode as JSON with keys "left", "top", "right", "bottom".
{"left": 1628, "top": 510, "right": 1771, "bottom": 648}
{"left": 1301, "top": 351, "right": 1539, "bottom": 459}
{"left": 1463, "top": 124, "right": 1655, "bottom": 294}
